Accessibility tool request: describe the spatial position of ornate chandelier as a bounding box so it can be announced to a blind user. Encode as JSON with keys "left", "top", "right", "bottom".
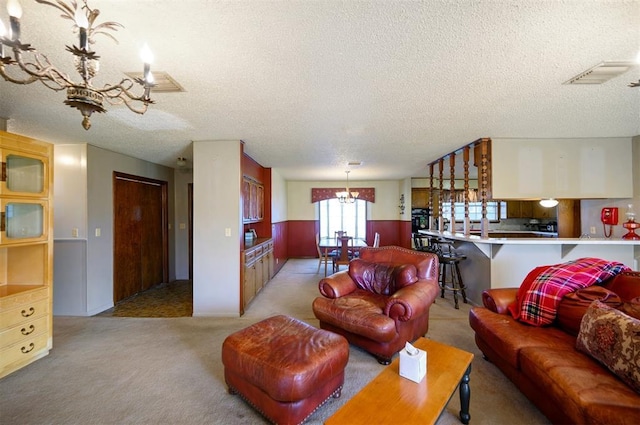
{"left": 336, "top": 170, "right": 359, "bottom": 204}
{"left": 0, "top": 0, "right": 155, "bottom": 130}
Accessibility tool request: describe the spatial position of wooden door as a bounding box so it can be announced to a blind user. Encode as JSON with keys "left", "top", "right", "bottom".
{"left": 113, "top": 173, "right": 168, "bottom": 303}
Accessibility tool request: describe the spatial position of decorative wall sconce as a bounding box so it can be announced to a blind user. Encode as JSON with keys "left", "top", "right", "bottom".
{"left": 399, "top": 194, "right": 405, "bottom": 215}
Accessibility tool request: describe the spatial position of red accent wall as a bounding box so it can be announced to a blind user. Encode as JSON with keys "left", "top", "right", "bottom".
{"left": 398, "top": 221, "right": 413, "bottom": 249}
{"left": 272, "top": 221, "right": 288, "bottom": 274}
{"left": 287, "top": 220, "right": 319, "bottom": 258}
{"left": 284, "top": 220, "right": 411, "bottom": 258}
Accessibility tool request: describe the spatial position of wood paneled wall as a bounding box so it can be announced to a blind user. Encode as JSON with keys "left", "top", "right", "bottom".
{"left": 271, "top": 221, "right": 288, "bottom": 274}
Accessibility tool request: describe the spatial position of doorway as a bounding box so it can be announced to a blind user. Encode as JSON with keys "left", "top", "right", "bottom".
{"left": 113, "top": 172, "right": 169, "bottom": 303}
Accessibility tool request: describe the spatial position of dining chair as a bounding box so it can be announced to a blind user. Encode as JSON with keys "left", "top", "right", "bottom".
{"left": 316, "top": 233, "right": 338, "bottom": 276}
{"left": 332, "top": 236, "right": 354, "bottom": 273}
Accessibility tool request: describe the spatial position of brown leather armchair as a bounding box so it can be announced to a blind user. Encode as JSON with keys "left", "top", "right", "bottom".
{"left": 312, "top": 245, "right": 440, "bottom": 364}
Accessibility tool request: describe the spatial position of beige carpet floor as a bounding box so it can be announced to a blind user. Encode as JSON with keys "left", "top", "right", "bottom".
{"left": 0, "top": 258, "right": 550, "bottom": 425}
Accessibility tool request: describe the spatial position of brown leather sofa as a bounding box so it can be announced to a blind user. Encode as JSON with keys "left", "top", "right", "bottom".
{"left": 312, "top": 245, "right": 440, "bottom": 364}
{"left": 469, "top": 270, "right": 640, "bottom": 424}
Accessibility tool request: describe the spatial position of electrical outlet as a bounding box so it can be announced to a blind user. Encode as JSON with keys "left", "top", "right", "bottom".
{"left": 72, "top": 228, "right": 78, "bottom": 238}
{"left": 225, "top": 228, "right": 231, "bottom": 237}
{"left": 95, "top": 228, "right": 101, "bottom": 237}
{"left": 590, "top": 226, "right": 596, "bottom": 234}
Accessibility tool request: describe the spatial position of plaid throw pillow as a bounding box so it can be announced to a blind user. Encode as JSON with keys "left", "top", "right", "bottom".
{"left": 509, "top": 257, "right": 630, "bottom": 326}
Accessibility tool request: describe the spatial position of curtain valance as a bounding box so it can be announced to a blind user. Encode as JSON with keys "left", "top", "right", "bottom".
{"left": 311, "top": 188, "right": 375, "bottom": 203}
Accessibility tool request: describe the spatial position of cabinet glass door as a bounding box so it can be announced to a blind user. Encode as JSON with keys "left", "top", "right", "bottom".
{"left": 1, "top": 200, "right": 47, "bottom": 244}
{"left": 1, "top": 150, "right": 48, "bottom": 197}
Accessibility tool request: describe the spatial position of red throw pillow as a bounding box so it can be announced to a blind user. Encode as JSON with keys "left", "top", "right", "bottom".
{"left": 556, "top": 286, "right": 622, "bottom": 336}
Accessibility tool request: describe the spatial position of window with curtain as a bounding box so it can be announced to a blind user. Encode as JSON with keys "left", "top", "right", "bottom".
{"left": 319, "top": 198, "right": 367, "bottom": 239}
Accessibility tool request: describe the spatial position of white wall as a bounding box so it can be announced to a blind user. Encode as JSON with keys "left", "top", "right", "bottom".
{"left": 286, "top": 179, "right": 403, "bottom": 221}
{"left": 192, "top": 140, "right": 242, "bottom": 317}
{"left": 53, "top": 144, "right": 175, "bottom": 316}
{"left": 492, "top": 138, "right": 634, "bottom": 199}
{"left": 580, "top": 136, "right": 640, "bottom": 239}
{"left": 53, "top": 144, "right": 88, "bottom": 315}
{"left": 174, "top": 168, "right": 193, "bottom": 280}
{"left": 271, "top": 168, "right": 288, "bottom": 223}
{"left": 53, "top": 145, "right": 88, "bottom": 239}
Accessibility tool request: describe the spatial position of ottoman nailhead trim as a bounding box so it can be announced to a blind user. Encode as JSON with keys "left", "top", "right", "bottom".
{"left": 227, "top": 384, "right": 343, "bottom": 425}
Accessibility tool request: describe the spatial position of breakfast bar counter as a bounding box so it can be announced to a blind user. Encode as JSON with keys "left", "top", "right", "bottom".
{"left": 418, "top": 230, "right": 640, "bottom": 306}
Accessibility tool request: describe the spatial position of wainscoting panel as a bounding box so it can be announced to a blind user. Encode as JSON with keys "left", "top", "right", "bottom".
{"left": 271, "top": 221, "right": 288, "bottom": 274}
{"left": 287, "top": 220, "right": 318, "bottom": 258}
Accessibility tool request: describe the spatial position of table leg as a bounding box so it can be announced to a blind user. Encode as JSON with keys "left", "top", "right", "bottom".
{"left": 324, "top": 248, "right": 329, "bottom": 277}
{"left": 459, "top": 364, "right": 471, "bottom": 424}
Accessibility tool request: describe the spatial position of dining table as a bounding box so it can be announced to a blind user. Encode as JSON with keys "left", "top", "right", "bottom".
{"left": 318, "top": 236, "right": 368, "bottom": 276}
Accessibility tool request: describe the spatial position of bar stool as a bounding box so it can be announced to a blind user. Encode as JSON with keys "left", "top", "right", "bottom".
{"left": 432, "top": 240, "right": 468, "bottom": 309}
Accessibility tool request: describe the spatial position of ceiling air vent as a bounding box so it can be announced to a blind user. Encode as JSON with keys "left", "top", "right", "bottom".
{"left": 563, "top": 61, "right": 636, "bottom": 85}
{"left": 125, "top": 71, "right": 185, "bottom": 93}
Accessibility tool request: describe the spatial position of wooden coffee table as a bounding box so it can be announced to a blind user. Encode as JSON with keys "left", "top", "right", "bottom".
{"left": 325, "top": 337, "right": 474, "bottom": 425}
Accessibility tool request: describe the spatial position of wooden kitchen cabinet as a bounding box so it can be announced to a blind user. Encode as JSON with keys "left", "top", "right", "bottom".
{"left": 0, "top": 131, "right": 53, "bottom": 379}
{"left": 243, "top": 177, "right": 264, "bottom": 223}
{"left": 506, "top": 201, "right": 534, "bottom": 218}
{"left": 532, "top": 202, "right": 556, "bottom": 219}
{"left": 411, "top": 189, "right": 430, "bottom": 208}
{"left": 242, "top": 238, "right": 274, "bottom": 312}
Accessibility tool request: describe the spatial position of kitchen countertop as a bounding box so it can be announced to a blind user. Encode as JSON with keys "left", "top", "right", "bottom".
{"left": 418, "top": 229, "right": 640, "bottom": 245}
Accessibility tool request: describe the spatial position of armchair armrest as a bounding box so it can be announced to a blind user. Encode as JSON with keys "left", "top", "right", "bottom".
{"left": 482, "top": 288, "right": 518, "bottom": 314}
{"left": 384, "top": 279, "right": 439, "bottom": 321}
{"left": 319, "top": 271, "right": 358, "bottom": 298}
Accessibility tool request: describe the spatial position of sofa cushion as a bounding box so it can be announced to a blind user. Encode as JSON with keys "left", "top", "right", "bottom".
{"left": 519, "top": 345, "right": 640, "bottom": 425}
{"left": 576, "top": 301, "right": 640, "bottom": 394}
{"left": 312, "top": 290, "right": 397, "bottom": 342}
{"left": 621, "top": 297, "right": 640, "bottom": 320}
{"left": 469, "top": 307, "right": 574, "bottom": 370}
{"left": 393, "top": 264, "right": 419, "bottom": 289}
{"left": 556, "top": 286, "right": 623, "bottom": 336}
{"left": 348, "top": 259, "right": 417, "bottom": 295}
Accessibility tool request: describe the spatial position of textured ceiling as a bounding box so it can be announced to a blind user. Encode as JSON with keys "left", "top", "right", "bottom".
{"left": 0, "top": 0, "right": 638, "bottom": 181}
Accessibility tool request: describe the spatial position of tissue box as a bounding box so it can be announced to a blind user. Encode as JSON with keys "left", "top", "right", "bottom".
{"left": 399, "top": 346, "right": 427, "bottom": 383}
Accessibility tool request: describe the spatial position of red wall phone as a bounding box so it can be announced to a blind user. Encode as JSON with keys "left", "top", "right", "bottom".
{"left": 601, "top": 208, "right": 618, "bottom": 225}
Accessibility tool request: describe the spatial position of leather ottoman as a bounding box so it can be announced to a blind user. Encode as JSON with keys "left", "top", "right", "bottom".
{"left": 221, "top": 315, "right": 349, "bottom": 425}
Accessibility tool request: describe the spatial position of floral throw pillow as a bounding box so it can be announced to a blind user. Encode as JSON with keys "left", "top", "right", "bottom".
{"left": 576, "top": 301, "right": 640, "bottom": 393}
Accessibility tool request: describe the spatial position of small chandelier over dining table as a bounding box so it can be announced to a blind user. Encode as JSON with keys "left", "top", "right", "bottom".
{"left": 0, "top": 0, "right": 155, "bottom": 130}
{"left": 336, "top": 170, "right": 359, "bottom": 204}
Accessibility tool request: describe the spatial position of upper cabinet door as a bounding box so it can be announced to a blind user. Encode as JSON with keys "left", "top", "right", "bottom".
{"left": 0, "top": 149, "right": 49, "bottom": 198}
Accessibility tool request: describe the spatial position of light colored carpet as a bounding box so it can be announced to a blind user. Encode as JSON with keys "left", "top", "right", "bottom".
{"left": 0, "top": 259, "right": 550, "bottom": 425}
